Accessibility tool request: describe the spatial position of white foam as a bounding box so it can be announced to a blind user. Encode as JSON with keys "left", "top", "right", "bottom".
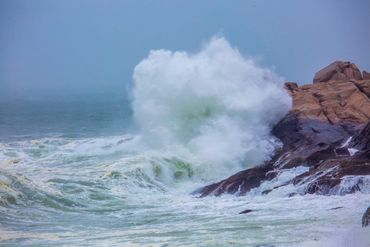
{"left": 333, "top": 175, "right": 370, "bottom": 195}
{"left": 348, "top": 148, "right": 359, "bottom": 156}
{"left": 249, "top": 166, "right": 309, "bottom": 196}
{"left": 132, "top": 37, "right": 291, "bottom": 175}
{"left": 341, "top": 136, "right": 352, "bottom": 148}
{"left": 300, "top": 227, "right": 370, "bottom": 247}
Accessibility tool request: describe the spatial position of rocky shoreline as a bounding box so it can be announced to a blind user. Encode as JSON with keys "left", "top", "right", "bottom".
{"left": 196, "top": 61, "right": 370, "bottom": 226}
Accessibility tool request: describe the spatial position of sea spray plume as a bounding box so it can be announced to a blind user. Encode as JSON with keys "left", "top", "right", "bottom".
{"left": 132, "top": 37, "right": 291, "bottom": 174}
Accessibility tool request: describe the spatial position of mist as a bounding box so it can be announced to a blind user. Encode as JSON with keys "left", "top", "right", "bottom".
{"left": 1, "top": 0, "right": 369, "bottom": 101}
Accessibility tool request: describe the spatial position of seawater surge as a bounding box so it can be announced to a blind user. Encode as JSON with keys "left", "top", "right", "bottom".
{"left": 0, "top": 38, "right": 369, "bottom": 247}
{"left": 133, "top": 37, "right": 290, "bottom": 177}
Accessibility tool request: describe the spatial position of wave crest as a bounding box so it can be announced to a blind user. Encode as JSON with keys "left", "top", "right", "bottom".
{"left": 133, "top": 37, "right": 291, "bottom": 172}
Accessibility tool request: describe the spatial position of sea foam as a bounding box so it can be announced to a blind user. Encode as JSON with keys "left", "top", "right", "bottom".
{"left": 132, "top": 37, "right": 291, "bottom": 173}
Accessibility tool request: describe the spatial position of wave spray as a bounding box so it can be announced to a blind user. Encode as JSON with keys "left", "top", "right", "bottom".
{"left": 133, "top": 37, "right": 291, "bottom": 176}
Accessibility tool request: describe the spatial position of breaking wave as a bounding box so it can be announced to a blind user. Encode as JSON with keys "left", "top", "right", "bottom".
{"left": 133, "top": 37, "right": 291, "bottom": 175}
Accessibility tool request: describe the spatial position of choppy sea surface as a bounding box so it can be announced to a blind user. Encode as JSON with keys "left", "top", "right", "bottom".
{"left": 0, "top": 100, "right": 369, "bottom": 247}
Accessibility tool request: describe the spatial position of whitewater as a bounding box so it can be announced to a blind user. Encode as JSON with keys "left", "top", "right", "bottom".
{"left": 0, "top": 38, "right": 369, "bottom": 246}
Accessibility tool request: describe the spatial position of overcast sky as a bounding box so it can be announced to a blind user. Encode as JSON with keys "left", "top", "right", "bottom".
{"left": 1, "top": 0, "right": 369, "bottom": 101}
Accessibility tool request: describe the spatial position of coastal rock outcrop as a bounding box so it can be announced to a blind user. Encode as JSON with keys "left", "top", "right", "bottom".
{"left": 286, "top": 78, "right": 370, "bottom": 125}
{"left": 198, "top": 156, "right": 277, "bottom": 197}
{"left": 349, "top": 121, "right": 370, "bottom": 156}
{"left": 197, "top": 61, "right": 370, "bottom": 197}
{"left": 292, "top": 157, "right": 370, "bottom": 195}
{"left": 313, "top": 61, "right": 362, "bottom": 83}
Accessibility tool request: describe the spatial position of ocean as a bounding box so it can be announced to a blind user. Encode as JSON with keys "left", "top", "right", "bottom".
{"left": 0, "top": 100, "right": 369, "bottom": 247}
{"left": 0, "top": 38, "right": 369, "bottom": 246}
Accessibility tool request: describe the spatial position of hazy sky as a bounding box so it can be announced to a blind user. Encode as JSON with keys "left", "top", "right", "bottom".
{"left": 1, "top": 0, "right": 369, "bottom": 101}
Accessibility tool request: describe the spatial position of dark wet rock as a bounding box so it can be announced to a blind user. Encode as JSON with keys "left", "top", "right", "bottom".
{"left": 198, "top": 162, "right": 276, "bottom": 197}
{"left": 274, "top": 113, "right": 348, "bottom": 148}
{"left": 198, "top": 113, "right": 370, "bottom": 197}
{"left": 362, "top": 207, "right": 370, "bottom": 227}
{"left": 292, "top": 157, "right": 370, "bottom": 195}
{"left": 313, "top": 61, "right": 362, "bottom": 83}
{"left": 349, "top": 121, "right": 370, "bottom": 152}
{"left": 329, "top": 207, "right": 343, "bottom": 210}
{"left": 198, "top": 116, "right": 370, "bottom": 196}
{"left": 239, "top": 209, "right": 253, "bottom": 214}
{"left": 271, "top": 112, "right": 349, "bottom": 169}
{"left": 197, "top": 61, "right": 370, "bottom": 197}
{"left": 335, "top": 147, "right": 350, "bottom": 156}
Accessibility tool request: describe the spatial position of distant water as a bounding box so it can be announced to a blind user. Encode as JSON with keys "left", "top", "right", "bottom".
{"left": 0, "top": 100, "right": 132, "bottom": 141}
{"left": 1, "top": 37, "right": 369, "bottom": 246}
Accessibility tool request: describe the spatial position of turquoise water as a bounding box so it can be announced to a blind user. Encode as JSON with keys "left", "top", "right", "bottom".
{"left": 0, "top": 101, "right": 369, "bottom": 247}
